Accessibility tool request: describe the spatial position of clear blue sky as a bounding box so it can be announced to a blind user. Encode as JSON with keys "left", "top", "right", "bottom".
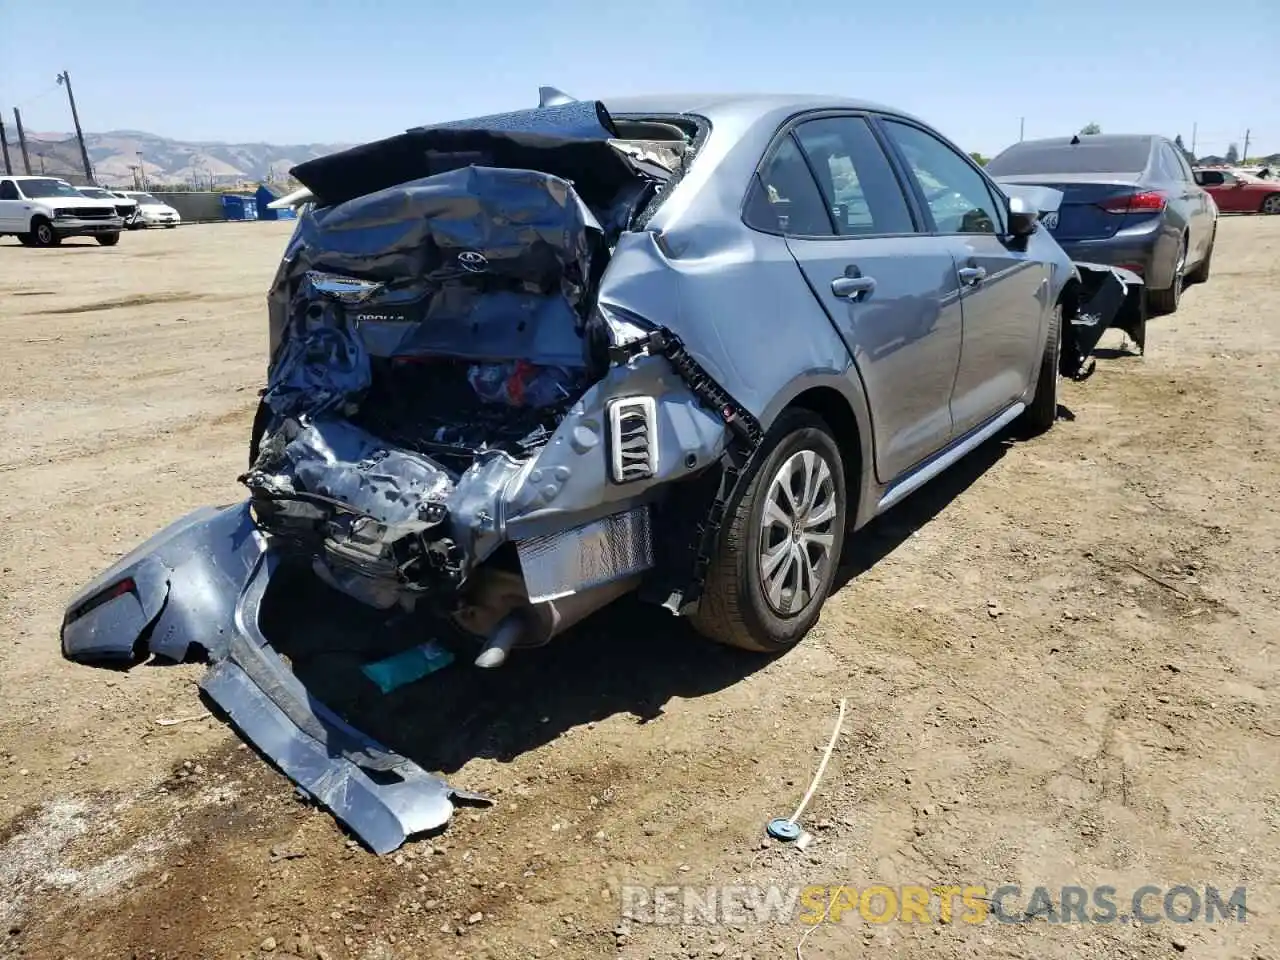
{"left": 2, "top": 0, "right": 1277, "bottom": 157}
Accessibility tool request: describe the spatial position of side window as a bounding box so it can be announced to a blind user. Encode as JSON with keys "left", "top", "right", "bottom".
{"left": 0, "top": 180, "right": 19, "bottom": 201}
{"left": 791, "top": 117, "right": 916, "bottom": 235}
{"left": 744, "top": 135, "right": 833, "bottom": 236}
{"left": 1157, "top": 143, "right": 1186, "bottom": 182}
{"left": 1175, "top": 150, "right": 1196, "bottom": 183}
{"left": 881, "top": 120, "right": 1004, "bottom": 235}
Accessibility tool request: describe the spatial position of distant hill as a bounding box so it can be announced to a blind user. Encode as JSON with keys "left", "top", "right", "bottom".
{"left": 18, "top": 129, "right": 352, "bottom": 187}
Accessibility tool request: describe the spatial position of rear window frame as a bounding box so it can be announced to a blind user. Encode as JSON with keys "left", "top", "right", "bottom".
{"left": 986, "top": 138, "right": 1155, "bottom": 178}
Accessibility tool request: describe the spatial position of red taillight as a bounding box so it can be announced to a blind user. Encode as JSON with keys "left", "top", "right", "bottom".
{"left": 67, "top": 577, "right": 136, "bottom": 623}
{"left": 1099, "top": 191, "right": 1167, "bottom": 214}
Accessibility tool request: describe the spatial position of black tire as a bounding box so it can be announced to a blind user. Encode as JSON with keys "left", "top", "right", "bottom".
{"left": 30, "top": 217, "right": 60, "bottom": 248}
{"left": 17, "top": 233, "right": 35, "bottom": 247}
{"left": 1260, "top": 193, "right": 1280, "bottom": 216}
{"left": 1185, "top": 228, "right": 1214, "bottom": 285}
{"left": 164, "top": 224, "right": 177, "bottom": 229}
{"left": 691, "top": 409, "right": 848, "bottom": 652}
{"left": 1148, "top": 235, "right": 1185, "bottom": 315}
{"left": 96, "top": 232, "right": 121, "bottom": 246}
{"left": 248, "top": 398, "right": 271, "bottom": 467}
{"left": 1019, "top": 304, "right": 1062, "bottom": 437}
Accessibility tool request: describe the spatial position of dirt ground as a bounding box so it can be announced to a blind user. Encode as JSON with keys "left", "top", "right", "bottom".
{"left": 1, "top": 218, "right": 1276, "bottom": 960}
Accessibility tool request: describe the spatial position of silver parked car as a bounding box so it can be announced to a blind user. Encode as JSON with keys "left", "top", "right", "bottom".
{"left": 61, "top": 92, "right": 1132, "bottom": 852}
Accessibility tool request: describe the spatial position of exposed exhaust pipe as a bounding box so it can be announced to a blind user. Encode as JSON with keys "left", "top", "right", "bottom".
{"left": 468, "top": 572, "right": 641, "bottom": 668}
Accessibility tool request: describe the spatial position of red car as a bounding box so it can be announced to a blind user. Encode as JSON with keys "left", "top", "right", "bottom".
{"left": 1195, "top": 168, "right": 1280, "bottom": 214}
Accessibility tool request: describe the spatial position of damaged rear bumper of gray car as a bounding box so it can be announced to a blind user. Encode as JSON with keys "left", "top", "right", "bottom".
{"left": 60, "top": 502, "right": 490, "bottom": 854}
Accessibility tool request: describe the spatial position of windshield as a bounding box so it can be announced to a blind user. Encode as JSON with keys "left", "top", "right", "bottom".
{"left": 78, "top": 188, "right": 114, "bottom": 199}
{"left": 987, "top": 140, "right": 1151, "bottom": 177}
{"left": 131, "top": 193, "right": 160, "bottom": 204}
{"left": 18, "top": 178, "right": 85, "bottom": 199}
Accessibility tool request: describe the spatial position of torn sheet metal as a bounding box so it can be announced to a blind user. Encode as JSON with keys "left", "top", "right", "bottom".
{"left": 61, "top": 502, "right": 490, "bottom": 854}
{"left": 1064, "top": 261, "right": 1147, "bottom": 378}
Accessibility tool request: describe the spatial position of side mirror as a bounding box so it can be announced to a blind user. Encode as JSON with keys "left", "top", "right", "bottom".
{"left": 1006, "top": 195, "right": 1040, "bottom": 237}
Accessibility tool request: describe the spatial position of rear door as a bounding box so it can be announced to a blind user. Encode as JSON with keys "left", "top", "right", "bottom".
{"left": 748, "top": 114, "right": 963, "bottom": 482}
{"left": 1155, "top": 140, "right": 1208, "bottom": 261}
{"left": 878, "top": 118, "right": 1047, "bottom": 437}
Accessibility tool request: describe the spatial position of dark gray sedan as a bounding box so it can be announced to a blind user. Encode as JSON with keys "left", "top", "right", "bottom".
{"left": 986, "top": 134, "right": 1217, "bottom": 313}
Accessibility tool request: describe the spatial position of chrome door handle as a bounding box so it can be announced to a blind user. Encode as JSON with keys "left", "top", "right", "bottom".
{"left": 831, "top": 275, "right": 876, "bottom": 300}
{"left": 957, "top": 266, "right": 987, "bottom": 286}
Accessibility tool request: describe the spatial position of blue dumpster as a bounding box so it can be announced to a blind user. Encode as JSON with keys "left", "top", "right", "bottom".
{"left": 221, "top": 194, "right": 259, "bottom": 221}
{"left": 256, "top": 184, "right": 297, "bottom": 220}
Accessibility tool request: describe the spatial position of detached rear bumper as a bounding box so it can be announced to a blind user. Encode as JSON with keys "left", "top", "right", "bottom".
{"left": 61, "top": 502, "right": 489, "bottom": 854}
{"left": 1061, "top": 262, "right": 1147, "bottom": 377}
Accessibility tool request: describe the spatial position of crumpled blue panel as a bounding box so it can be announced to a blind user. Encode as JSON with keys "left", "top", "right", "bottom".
{"left": 301, "top": 165, "right": 601, "bottom": 301}
{"left": 254, "top": 418, "right": 454, "bottom": 524}
{"left": 264, "top": 273, "right": 372, "bottom": 419}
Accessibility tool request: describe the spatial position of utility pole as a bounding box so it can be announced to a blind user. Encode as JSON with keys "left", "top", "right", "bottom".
{"left": 0, "top": 117, "right": 11, "bottom": 174}
{"left": 1019, "top": 117, "right": 1025, "bottom": 142}
{"left": 37, "top": 152, "right": 46, "bottom": 174}
{"left": 1242, "top": 129, "right": 1251, "bottom": 165}
{"left": 136, "top": 151, "right": 147, "bottom": 190}
{"left": 1190, "top": 122, "right": 1197, "bottom": 158}
{"left": 56, "top": 71, "right": 95, "bottom": 183}
{"left": 13, "top": 107, "right": 32, "bottom": 175}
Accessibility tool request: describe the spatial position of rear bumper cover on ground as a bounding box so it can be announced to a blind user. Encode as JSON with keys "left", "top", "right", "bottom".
{"left": 60, "top": 502, "right": 489, "bottom": 854}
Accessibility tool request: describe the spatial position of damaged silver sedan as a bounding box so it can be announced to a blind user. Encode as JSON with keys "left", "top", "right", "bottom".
{"left": 61, "top": 91, "right": 1140, "bottom": 852}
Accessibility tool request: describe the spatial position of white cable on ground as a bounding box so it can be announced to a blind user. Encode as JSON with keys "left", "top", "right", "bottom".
{"left": 787, "top": 697, "right": 848, "bottom": 826}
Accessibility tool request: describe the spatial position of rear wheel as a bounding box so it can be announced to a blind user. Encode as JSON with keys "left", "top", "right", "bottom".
{"left": 30, "top": 217, "right": 60, "bottom": 248}
{"left": 1019, "top": 304, "right": 1061, "bottom": 436}
{"left": 1185, "top": 227, "right": 1214, "bottom": 285}
{"left": 1148, "top": 235, "right": 1185, "bottom": 315}
{"left": 692, "top": 409, "right": 847, "bottom": 653}
{"left": 1260, "top": 193, "right": 1280, "bottom": 215}
{"left": 96, "top": 232, "right": 121, "bottom": 246}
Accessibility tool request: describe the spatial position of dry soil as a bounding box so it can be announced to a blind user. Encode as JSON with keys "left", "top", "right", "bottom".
{"left": 0, "top": 219, "right": 1276, "bottom": 960}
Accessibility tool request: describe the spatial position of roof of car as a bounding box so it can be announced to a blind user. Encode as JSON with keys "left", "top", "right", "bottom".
{"left": 3, "top": 174, "right": 73, "bottom": 180}
{"left": 600, "top": 92, "right": 905, "bottom": 120}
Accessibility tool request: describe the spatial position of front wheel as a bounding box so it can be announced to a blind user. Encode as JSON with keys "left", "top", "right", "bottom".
{"left": 692, "top": 409, "right": 847, "bottom": 652}
{"left": 96, "top": 232, "right": 121, "bottom": 246}
{"left": 30, "top": 217, "right": 60, "bottom": 248}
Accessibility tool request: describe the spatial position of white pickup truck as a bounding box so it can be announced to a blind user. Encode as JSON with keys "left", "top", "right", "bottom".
{"left": 0, "top": 175, "right": 124, "bottom": 246}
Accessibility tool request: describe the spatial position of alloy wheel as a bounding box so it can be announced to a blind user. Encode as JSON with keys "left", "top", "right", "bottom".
{"left": 1263, "top": 194, "right": 1280, "bottom": 215}
{"left": 758, "top": 449, "right": 839, "bottom": 616}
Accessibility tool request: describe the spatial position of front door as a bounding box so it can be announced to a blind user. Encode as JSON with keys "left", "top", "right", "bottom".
{"left": 878, "top": 119, "right": 1047, "bottom": 437}
{"left": 0, "top": 179, "right": 26, "bottom": 232}
{"left": 751, "top": 115, "right": 963, "bottom": 482}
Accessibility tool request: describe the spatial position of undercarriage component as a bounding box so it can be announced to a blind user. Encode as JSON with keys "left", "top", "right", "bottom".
{"left": 515, "top": 506, "right": 654, "bottom": 603}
